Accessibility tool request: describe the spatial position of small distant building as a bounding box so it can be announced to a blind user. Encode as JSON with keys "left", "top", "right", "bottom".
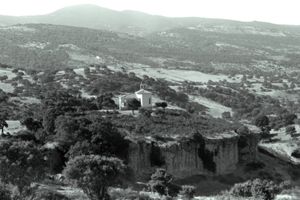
{"left": 118, "top": 84, "right": 152, "bottom": 110}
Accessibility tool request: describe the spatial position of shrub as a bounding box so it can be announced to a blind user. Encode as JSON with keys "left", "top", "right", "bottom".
{"left": 0, "top": 182, "right": 11, "bottom": 200}
{"left": 230, "top": 179, "right": 285, "bottom": 200}
{"left": 108, "top": 188, "right": 153, "bottom": 200}
{"left": 148, "top": 169, "right": 172, "bottom": 196}
{"left": 155, "top": 102, "right": 168, "bottom": 110}
{"left": 254, "top": 115, "right": 269, "bottom": 128}
{"left": 286, "top": 126, "right": 296, "bottom": 135}
{"left": 29, "top": 189, "right": 70, "bottom": 200}
{"left": 222, "top": 111, "right": 231, "bottom": 119}
{"left": 179, "top": 185, "right": 196, "bottom": 200}
{"left": 63, "top": 155, "right": 125, "bottom": 200}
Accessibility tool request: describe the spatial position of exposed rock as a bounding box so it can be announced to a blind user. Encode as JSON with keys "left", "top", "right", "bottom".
{"left": 127, "top": 131, "right": 258, "bottom": 179}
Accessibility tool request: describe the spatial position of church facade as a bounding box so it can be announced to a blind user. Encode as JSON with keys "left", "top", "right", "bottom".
{"left": 118, "top": 88, "right": 152, "bottom": 110}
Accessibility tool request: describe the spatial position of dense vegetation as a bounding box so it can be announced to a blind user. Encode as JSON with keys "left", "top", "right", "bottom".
{"left": 0, "top": 63, "right": 298, "bottom": 199}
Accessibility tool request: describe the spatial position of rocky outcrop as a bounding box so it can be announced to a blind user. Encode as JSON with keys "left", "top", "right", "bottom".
{"left": 238, "top": 133, "right": 260, "bottom": 163}
{"left": 128, "top": 131, "right": 258, "bottom": 179}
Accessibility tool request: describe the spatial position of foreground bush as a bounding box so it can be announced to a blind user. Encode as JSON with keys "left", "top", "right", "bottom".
{"left": 63, "top": 155, "right": 125, "bottom": 200}
{"left": 230, "top": 179, "right": 290, "bottom": 200}
{"left": 28, "top": 188, "right": 70, "bottom": 200}
{"left": 109, "top": 188, "right": 155, "bottom": 200}
{"left": 0, "top": 182, "right": 11, "bottom": 200}
{"left": 0, "top": 140, "right": 46, "bottom": 195}
{"left": 178, "top": 185, "right": 196, "bottom": 200}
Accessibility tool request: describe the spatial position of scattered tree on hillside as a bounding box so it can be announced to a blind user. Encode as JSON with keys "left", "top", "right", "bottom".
{"left": 0, "top": 116, "right": 8, "bottom": 135}
{"left": 283, "top": 113, "right": 297, "bottom": 126}
{"left": 254, "top": 115, "right": 269, "bottom": 128}
{"left": 155, "top": 102, "right": 168, "bottom": 110}
{"left": 222, "top": 111, "right": 231, "bottom": 119}
{"left": 254, "top": 115, "right": 270, "bottom": 135}
{"left": 84, "top": 67, "right": 90, "bottom": 76}
{"left": 290, "top": 82, "right": 296, "bottom": 89}
{"left": 22, "top": 117, "right": 42, "bottom": 132}
{"left": 286, "top": 126, "right": 296, "bottom": 136}
{"left": 0, "top": 89, "right": 8, "bottom": 103}
{"left": 63, "top": 155, "right": 125, "bottom": 200}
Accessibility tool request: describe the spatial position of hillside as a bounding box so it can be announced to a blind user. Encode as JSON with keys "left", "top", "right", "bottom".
{"left": 1, "top": 5, "right": 300, "bottom": 72}
{"left": 1, "top": 23, "right": 300, "bottom": 73}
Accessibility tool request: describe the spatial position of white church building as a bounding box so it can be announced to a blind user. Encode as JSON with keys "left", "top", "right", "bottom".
{"left": 118, "top": 88, "right": 152, "bottom": 110}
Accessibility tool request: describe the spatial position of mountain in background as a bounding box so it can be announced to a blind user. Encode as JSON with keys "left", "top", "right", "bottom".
{"left": 1, "top": 4, "right": 300, "bottom": 36}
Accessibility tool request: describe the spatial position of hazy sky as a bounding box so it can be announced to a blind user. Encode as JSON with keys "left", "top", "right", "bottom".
{"left": 0, "top": 0, "right": 299, "bottom": 25}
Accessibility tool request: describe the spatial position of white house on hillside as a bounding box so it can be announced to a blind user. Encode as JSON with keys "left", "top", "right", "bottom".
{"left": 118, "top": 88, "right": 152, "bottom": 110}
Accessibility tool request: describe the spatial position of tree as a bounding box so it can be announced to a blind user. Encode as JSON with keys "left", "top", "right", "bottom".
{"left": 0, "top": 89, "right": 8, "bottom": 103}
{"left": 0, "top": 182, "right": 11, "bottom": 200}
{"left": 222, "top": 111, "right": 231, "bottom": 119}
{"left": 0, "top": 116, "right": 8, "bottom": 135}
{"left": 290, "top": 82, "right": 296, "bottom": 89}
{"left": 179, "top": 185, "right": 196, "bottom": 200}
{"left": 96, "top": 93, "right": 117, "bottom": 110}
{"left": 84, "top": 67, "right": 90, "bottom": 76}
{"left": 0, "top": 141, "right": 46, "bottom": 195}
{"left": 63, "top": 155, "right": 125, "bottom": 200}
{"left": 230, "top": 179, "right": 284, "bottom": 200}
{"left": 43, "top": 108, "right": 62, "bottom": 137}
{"left": 54, "top": 115, "right": 91, "bottom": 146}
{"left": 128, "top": 72, "right": 136, "bottom": 79}
{"left": 126, "top": 98, "right": 141, "bottom": 114}
{"left": 283, "top": 113, "right": 297, "bottom": 126}
{"left": 22, "top": 117, "right": 42, "bottom": 132}
{"left": 148, "top": 168, "right": 173, "bottom": 196}
{"left": 286, "top": 126, "right": 296, "bottom": 135}
{"left": 254, "top": 115, "right": 269, "bottom": 128}
{"left": 155, "top": 102, "right": 168, "bottom": 110}
{"left": 55, "top": 114, "right": 128, "bottom": 160}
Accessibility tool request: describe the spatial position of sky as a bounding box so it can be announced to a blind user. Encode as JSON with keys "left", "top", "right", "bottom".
{"left": 0, "top": 0, "right": 299, "bottom": 25}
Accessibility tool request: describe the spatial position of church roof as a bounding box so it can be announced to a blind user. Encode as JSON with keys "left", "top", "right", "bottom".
{"left": 119, "top": 93, "right": 136, "bottom": 99}
{"left": 135, "top": 89, "right": 152, "bottom": 94}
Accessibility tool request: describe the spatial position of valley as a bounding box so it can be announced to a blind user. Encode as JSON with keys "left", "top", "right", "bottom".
{"left": 0, "top": 4, "right": 300, "bottom": 200}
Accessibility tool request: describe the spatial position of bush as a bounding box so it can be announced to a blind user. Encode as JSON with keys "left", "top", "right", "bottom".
{"left": 63, "top": 155, "right": 125, "bottom": 200}
{"left": 230, "top": 179, "right": 286, "bottom": 200}
{"left": 29, "top": 189, "right": 70, "bottom": 200}
{"left": 0, "top": 182, "right": 11, "bottom": 200}
{"left": 254, "top": 115, "right": 269, "bottom": 128}
{"left": 286, "top": 126, "right": 296, "bottom": 135}
{"left": 178, "top": 185, "right": 196, "bottom": 200}
{"left": 155, "top": 102, "right": 168, "bottom": 110}
{"left": 148, "top": 169, "right": 172, "bottom": 196}
{"left": 108, "top": 188, "right": 154, "bottom": 200}
{"left": 222, "top": 111, "right": 231, "bottom": 119}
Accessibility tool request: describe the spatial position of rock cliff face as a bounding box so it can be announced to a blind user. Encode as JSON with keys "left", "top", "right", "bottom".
{"left": 128, "top": 132, "right": 259, "bottom": 179}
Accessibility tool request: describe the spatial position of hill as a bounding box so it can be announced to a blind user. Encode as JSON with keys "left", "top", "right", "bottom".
{"left": 1, "top": 4, "right": 300, "bottom": 36}
{"left": 1, "top": 23, "right": 300, "bottom": 73}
